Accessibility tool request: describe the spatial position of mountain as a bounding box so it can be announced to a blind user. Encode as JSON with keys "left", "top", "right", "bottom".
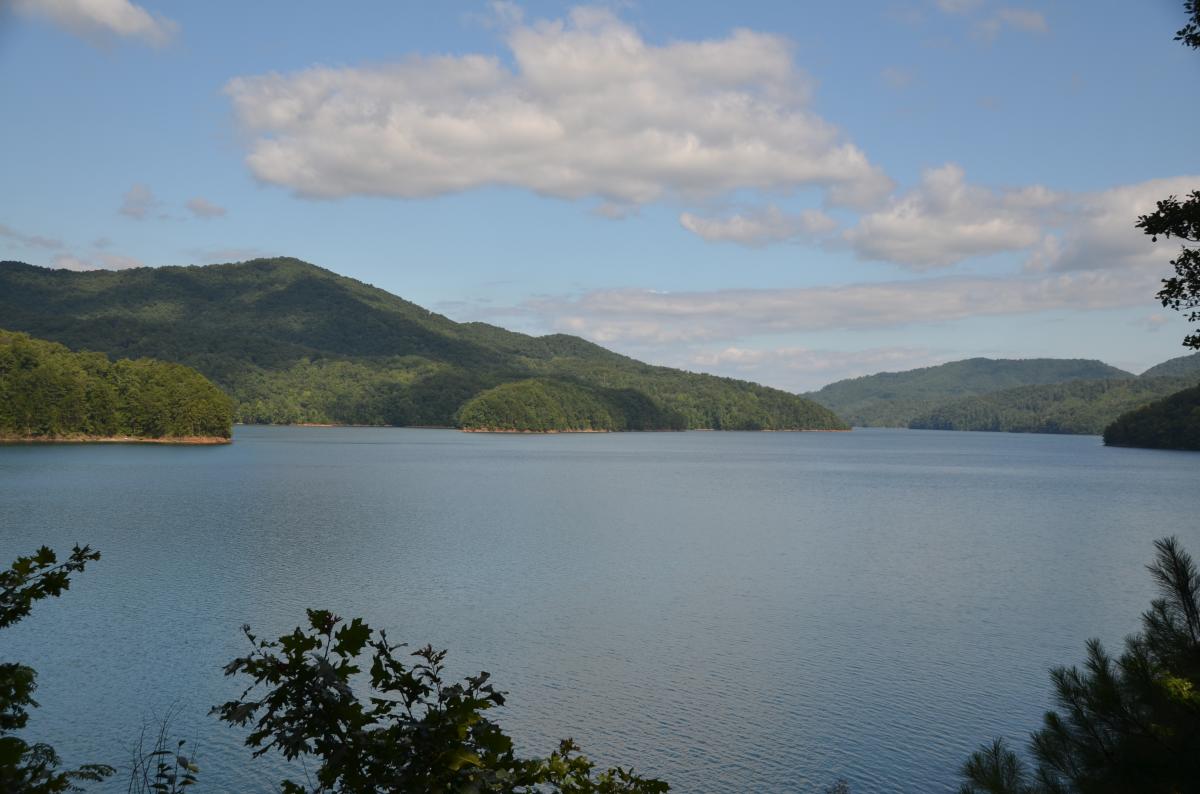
{"left": 1104, "top": 383, "right": 1200, "bottom": 451}
{"left": 908, "top": 376, "right": 1196, "bottom": 435}
{"left": 0, "top": 329, "right": 232, "bottom": 442}
{"left": 805, "top": 358, "right": 1133, "bottom": 427}
{"left": 1139, "top": 352, "right": 1200, "bottom": 379}
{"left": 0, "top": 258, "right": 846, "bottom": 432}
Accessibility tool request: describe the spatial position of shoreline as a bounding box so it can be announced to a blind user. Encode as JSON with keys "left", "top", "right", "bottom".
{"left": 0, "top": 434, "right": 232, "bottom": 445}
{"left": 243, "top": 423, "right": 854, "bottom": 434}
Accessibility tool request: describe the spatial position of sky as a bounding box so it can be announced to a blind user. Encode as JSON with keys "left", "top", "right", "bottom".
{"left": 1, "top": 0, "right": 1197, "bottom": 391}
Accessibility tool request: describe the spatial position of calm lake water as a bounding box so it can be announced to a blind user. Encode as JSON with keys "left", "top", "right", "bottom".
{"left": 2, "top": 427, "right": 1198, "bottom": 792}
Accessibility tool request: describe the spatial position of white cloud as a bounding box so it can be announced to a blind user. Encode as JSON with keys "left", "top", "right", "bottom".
{"left": 976, "top": 7, "right": 1049, "bottom": 38}
{"left": 514, "top": 269, "right": 1158, "bottom": 344}
{"left": 186, "top": 197, "right": 227, "bottom": 219}
{"left": 12, "top": 0, "right": 177, "bottom": 47}
{"left": 0, "top": 222, "right": 62, "bottom": 249}
{"left": 119, "top": 183, "right": 158, "bottom": 219}
{"left": 684, "top": 345, "right": 951, "bottom": 391}
{"left": 845, "top": 163, "right": 1060, "bottom": 269}
{"left": 52, "top": 252, "right": 143, "bottom": 271}
{"left": 225, "top": 6, "right": 892, "bottom": 210}
{"left": 679, "top": 206, "right": 836, "bottom": 246}
{"left": 1034, "top": 176, "right": 1200, "bottom": 273}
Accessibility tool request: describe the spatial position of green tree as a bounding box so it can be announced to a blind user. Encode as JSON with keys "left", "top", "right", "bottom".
{"left": 958, "top": 537, "right": 1200, "bottom": 794}
{"left": 0, "top": 545, "right": 114, "bottom": 792}
{"left": 1141, "top": 2, "right": 1200, "bottom": 349}
{"left": 214, "top": 609, "right": 668, "bottom": 793}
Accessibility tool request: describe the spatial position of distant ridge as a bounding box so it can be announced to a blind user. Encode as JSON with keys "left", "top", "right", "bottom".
{"left": 0, "top": 258, "right": 847, "bottom": 432}
{"left": 806, "top": 358, "right": 1132, "bottom": 428}
{"left": 1140, "top": 352, "right": 1200, "bottom": 379}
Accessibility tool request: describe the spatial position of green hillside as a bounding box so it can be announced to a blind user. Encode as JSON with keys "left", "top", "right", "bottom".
{"left": 805, "top": 358, "right": 1133, "bottom": 427}
{"left": 1139, "top": 352, "right": 1200, "bottom": 379}
{"left": 0, "top": 258, "right": 846, "bottom": 432}
{"left": 908, "top": 376, "right": 1196, "bottom": 435}
{"left": 0, "top": 329, "right": 232, "bottom": 441}
{"left": 1103, "top": 384, "right": 1200, "bottom": 451}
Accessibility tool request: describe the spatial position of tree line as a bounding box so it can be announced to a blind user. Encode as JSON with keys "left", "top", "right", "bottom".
{"left": 0, "top": 330, "right": 233, "bottom": 441}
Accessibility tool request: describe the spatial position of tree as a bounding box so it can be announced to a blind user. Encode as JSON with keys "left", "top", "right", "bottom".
{"left": 214, "top": 609, "right": 668, "bottom": 793}
{"left": 0, "top": 545, "right": 114, "bottom": 792}
{"left": 958, "top": 537, "right": 1200, "bottom": 794}
{"left": 1139, "top": 2, "right": 1200, "bottom": 348}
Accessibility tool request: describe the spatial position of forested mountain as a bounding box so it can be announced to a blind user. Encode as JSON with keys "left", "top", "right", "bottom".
{"left": 805, "top": 358, "right": 1132, "bottom": 427}
{"left": 908, "top": 376, "right": 1196, "bottom": 435}
{"left": 0, "top": 330, "right": 232, "bottom": 441}
{"left": 1139, "top": 351, "right": 1200, "bottom": 379}
{"left": 1103, "top": 384, "right": 1200, "bottom": 450}
{"left": 0, "top": 258, "right": 846, "bottom": 432}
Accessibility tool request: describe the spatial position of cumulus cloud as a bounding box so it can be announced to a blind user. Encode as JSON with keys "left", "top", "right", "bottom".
{"left": 513, "top": 269, "right": 1157, "bottom": 345}
{"left": 119, "top": 183, "right": 158, "bottom": 219}
{"left": 0, "top": 222, "right": 62, "bottom": 249}
{"left": 679, "top": 206, "right": 836, "bottom": 246}
{"left": 845, "top": 163, "right": 1061, "bottom": 269}
{"left": 976, "top": 8, "right": 1049, "bottom": 38}
{"left": 186, "top": 197, "right": 227, "bottom": 218}
{"left": 1032, "top": 176, "right": 1200, "bottom": 273}
{"left": 12, "top": 0, "right": 178, "bottom": 47}
{"left": 224, "top": 6, "right": 892, "bottom": 210}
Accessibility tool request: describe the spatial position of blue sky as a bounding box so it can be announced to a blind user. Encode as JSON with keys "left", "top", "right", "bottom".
{"left": 1, "top": 1, "right": 1197, "bottom": 390}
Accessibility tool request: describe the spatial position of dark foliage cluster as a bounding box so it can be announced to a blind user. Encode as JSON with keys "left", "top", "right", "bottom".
{"left": 2, "top": 544, "right": 668, "bottom": 793}
{"left": 959, "top": 538, "right": 1200, "bottom": 793}
{"left": 1103, "top": 383, "right": 1200, "bottom": 450}
{"left": 0, "top": 545, "right": 114, "bottom": 792}
{"left": 215, "top": 609, "right": 667, "bottom": 793}
{"left": 0, "top": 330, "right": 233, "bottom": 440}
{"left": 908, "top": 376, "right": 1196, "bottom": 435}
{"left": 0, "top": 258, "right": 846, "bottom": 432}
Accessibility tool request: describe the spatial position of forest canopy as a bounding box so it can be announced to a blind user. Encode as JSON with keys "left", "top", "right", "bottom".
{"left": 0, "top": 258, "right": 847, "bottom": 433}
{"left": 0, "top": 329, "right": 233, "bottom": 441}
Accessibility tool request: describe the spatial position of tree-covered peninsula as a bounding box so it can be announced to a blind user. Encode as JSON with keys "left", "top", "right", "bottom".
{"left": 0, "top": 258, "right": 848, "bottom": 433}
{"left": 1103, "top": 383, "right": 1200, "bottom": 450}
{"left": 0, "top": 330, "right": 233, "bottom": 443}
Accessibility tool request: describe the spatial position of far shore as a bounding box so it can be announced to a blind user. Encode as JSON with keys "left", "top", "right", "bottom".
{"left": 0, "top": 434, "right": 231, "bottom": 445}
{"left": 240, "top": 423, "right": 855, "bottom": 434}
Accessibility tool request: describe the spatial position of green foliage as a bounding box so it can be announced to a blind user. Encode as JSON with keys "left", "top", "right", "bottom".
{"left": 214, "top": 609, "right": 668, "bottom": 793}
{"left": 1140, "top": 5, "right": 1200, "bottom": 347}
{"left": 1142, "top": 190, "right": 1200, "bottom": 350}
{"left": 807, "top": 358, "right": 1133, "bottom": 428}
{"left": 1138, "top": 351, "right": 1200, "bottom": 379}
{"left": 1103, "top": 383, "right": 1200, "bottom": 450}
{"left": 959, "top": 538, "right": 1200, "bottom": 794}
{"left": 0, "top": 546, "right": 114, "bottom": 792}
{"left": 0, "top": 258, "right": 844, "bottom": 432}
{"left": 0, "top": 330, "right": 233, "bottom": 440}
{"left": 908, "top": 376, "right": 1196, "bottom": 435}
{"left": 457, "top": 378, "right": 688, "bottom": 432}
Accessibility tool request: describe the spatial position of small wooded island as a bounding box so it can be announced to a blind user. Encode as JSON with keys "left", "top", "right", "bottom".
{"left": 0, "top": 330, "right": 233, "bottom": 444}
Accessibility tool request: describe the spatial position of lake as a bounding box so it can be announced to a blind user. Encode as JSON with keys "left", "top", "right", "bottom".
{"left": 2, "top": 426, "right": 1198, "bottom": 792}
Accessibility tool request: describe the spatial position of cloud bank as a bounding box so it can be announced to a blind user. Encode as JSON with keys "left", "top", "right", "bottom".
{"left": 225, "top": 6, "right": 891, "bottom": 210}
